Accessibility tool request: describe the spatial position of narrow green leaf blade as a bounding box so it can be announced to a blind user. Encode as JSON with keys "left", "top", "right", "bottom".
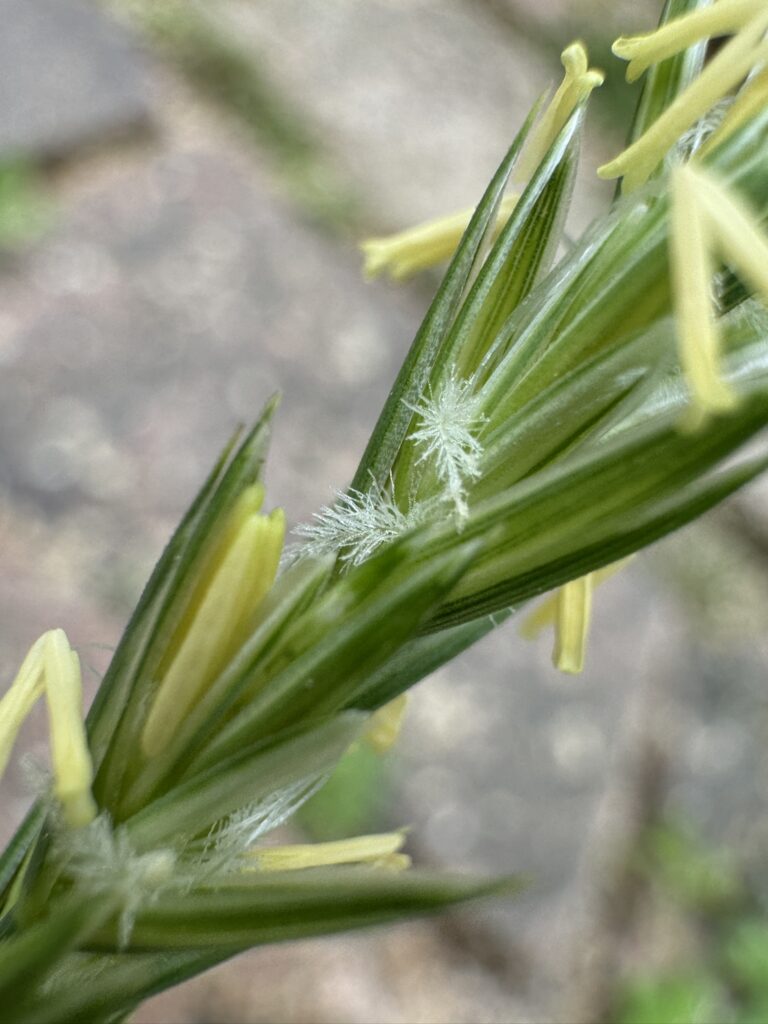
{"left": 350, "top": 104, "right": 540, "bottom": 494}
{"left": 449, "top": 105, "right": 585, "bottom": 380}
{"left": 391, "top": 106, "right": 587, "bottom": 502}
{"left": 94, "top": 396, "right": 279, "bottom": 806}
{"left": 429, "top": 451, "right": 768, "bottom": 630}
{"left": 0, "top": 894, "right": 115, "bottom": 1009}
{"left": 13, "top": 950, "right": 226, "bottom": 1024}
{"left": 86, "top": 429, "right": 241, "bottom": 771}
{"left": 192, "top": 538, "right": 481, "bottom": 767}
{"left": 0, "top": 805, "right": 46, "bottom": 916}
{"left": 473, "top": 323, "right": 667, "bottom": 499}
{"left": 91, "top": 870, "right": 523, "bottom": 951}
{"left": 423, "top": 398, "right": 768, "bottom": 630}
{"left": 123, "top": 712, "right": 366, "bottom": 850}
{"left": 347, "top": 609, "right": 512, "bottom": 712}
{"left": 119, "top": 555, "right": 334, "bottom": 816}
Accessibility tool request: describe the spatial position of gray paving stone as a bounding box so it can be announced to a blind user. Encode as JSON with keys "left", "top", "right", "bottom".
{"left": 0, "top": 0, "right": 151, "bottom": 159}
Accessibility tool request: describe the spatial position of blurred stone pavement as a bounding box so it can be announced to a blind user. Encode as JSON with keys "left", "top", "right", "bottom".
{"left": 1, "top": 2, "right": 767, "bottom": 1022}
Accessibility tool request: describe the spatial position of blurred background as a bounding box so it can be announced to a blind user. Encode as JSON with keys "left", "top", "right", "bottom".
{"left": 1, "top": 1, "right": 768, "bottom": 1021}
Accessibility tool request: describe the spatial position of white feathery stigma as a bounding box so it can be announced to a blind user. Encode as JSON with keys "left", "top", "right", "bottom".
{"left": 676, "top": 97, "right": 733, "bottom": 159}
{"left": 196, "top": 775, "right": 326, "bottom": 874}
{"left": 406, "top": 374, "right": 486, "bottom": 518}
{"left": 293, "top": 481, "right": 428, "bottom": 567}
{"left": 55, "top": 815, "right": 178, "bottom": 949}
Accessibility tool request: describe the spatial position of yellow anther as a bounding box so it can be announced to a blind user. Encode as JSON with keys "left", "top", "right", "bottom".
{"left": 694, "top": 172, "right": 768, "bottom": 307}
{"left": 702, "top": 66, "right": 768, "bottom": 155}
{"left": 516, "top": 42, "right": 604, "bottom": 183}
{"left": 670, "top": 165, "right": 737, "bottom": 428}
{"left": 246, "top": 832, "right": 409, "bottom": 872}
{"left": 670, "top": 164, "right": 768, "bottom": 428}
{"left": 361, "top": 194, "right": 519, "bottom": 282}
{"left": 553, "top": 574, "right": 594, "bottom": 675}
{"left": 600, "top": 10, "right": 768, "bottom": 191}
{"left": 141, "top": 500, "right": 285, "bottom": 757}
{"left": 364, "top": 693, "right": 408, "bottom": 754}
{"left": 0, "top": 634, "right": 47, "bottom": 780}
{"left": 521, "top": 560, "right": 633, "bottom": 675}
{"left": 613, "top": 0, "right": 764, "bottom": 83}
{"left": 156, "top": 484, "right": 267, "bottom": 676}
{"left": 43, "top": 630, "right": 97, "bottom": 828}
{"left": 361, "top": 41, "right": 602, "bottom": 281}
{"left": 0, "top": 631, "right": 97, "bottom": 826}
{"left": 375, "top": 852, "right": 412, "bottom": 872}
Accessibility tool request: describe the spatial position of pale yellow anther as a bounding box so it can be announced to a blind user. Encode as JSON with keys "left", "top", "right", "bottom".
{"left": 613, "top": 0, "right": 764, "bottom": 83}
{"left": 361, "top": 195, "right": 519, "bottom": 282}
{"left": 701, "top": 66, "right": 768, "bottom": 155}
{"left": 670, "top": 166, "right": 733, "bottom": 428}
{"left": 0, "top": 631, "right": 97, "bottom": 826}
{"left": 364, "top": 694, "right": 408, "bottom": 754}
{"left": 141, "top": 500, "right": 286, "bottom": 757}
{"left": 375, "top": 852, "right": 412, "bottom": 872}
{"left": 600, "top": 10, "right": 768, "bottom": 191}
{"left": 695, "top": 172, "right": 768, "bottom": 307}
{"left": 246, "top": 831, "right": 409, "bottom": 872}
{"left": 0, "top": 634, "right": 47, "bottom": 780}
{"left": 669, "top": 164, "right": 768, "bottom": 428}
{"left": 361, "top": 42, "right": 602, "bottom": 281}
{"left": 515, "top": 43, "right": 604, "bottom": 183}
{"left": 553, "top": 574, "right": 594, "bottom": 675}
{"left": 157, "top": 484, "right": 266, "bottom": 677}
{"left": 521, "top": 560, "right": 633, "bottom": 675}
{"left": 43, "top": 630, "right": 97, "bottom": 828}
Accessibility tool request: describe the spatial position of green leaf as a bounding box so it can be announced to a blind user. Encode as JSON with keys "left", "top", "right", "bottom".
{"left": 349, "top": 101, "right": 541, "bottom": 495}
{"left": 0, "top": 893, "right": 115, "bottom": 1010}
{"left": 429, "top": 449, "right": 768, "bottom": 630}
{"left": 477, "top": 107, "right": 768, "bottom": 430}
{"left": 473, "top": 324, "right": 667, "bottom": 499}
{"left": 347, "top": 609, "right": 510, "bottom": 712}
{"left": 123, "top": 712, "right": 366, "bottom": 849}
{"left": 473, "top": 193, "right": 666, "bottom": 436}
{"left": 191, "top": 538, "right": 481, "bottom": 767}
{"left": 707, "top": 107, "right": 768, "bottom": 203}
{"left": 0, "top": 805, "right": 46, "bottom": 916}
{"left": 86, "top": 431, "right": 239, "bottom": 772}
{"left": 16, "top": 869, "right": 517, "bottom": 1021}
{"left": 93, "top": 397, "right": 279, "bottom": 806}
{"left": 591, "top": 299, "right": 768, "bottom": 439}
{"left": 11, "top": 950, "right": 226, "bottom": 1024}
{"left": 118, "top": 555, "right": 333, "bottom": 817}
{"left": 89, "top": 869, "right": 523, "bottom": 951}
{"left": 417, "top": 394, "right": 768, "bottom": 629}
{"left": 442, "top": 104, "right": 585, "bottom": 380}
{"left": 392, "top": 105, "right": 586, "bottom": 503}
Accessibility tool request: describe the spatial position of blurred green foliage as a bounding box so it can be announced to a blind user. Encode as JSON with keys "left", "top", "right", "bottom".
{"left": 0, "top": 162, "right": 50, "bottom": 250}
{"left": 619, "top": 974, "right": 722, "bottom": 1024}
{"left": 643, "top": 823, "right": 746, "bottom": 914}
{"left": 617, "top": 822, "right": 768, "bottom": 1024}
{"left": 298, "top": 742, "right": 393, "bottom": 842}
